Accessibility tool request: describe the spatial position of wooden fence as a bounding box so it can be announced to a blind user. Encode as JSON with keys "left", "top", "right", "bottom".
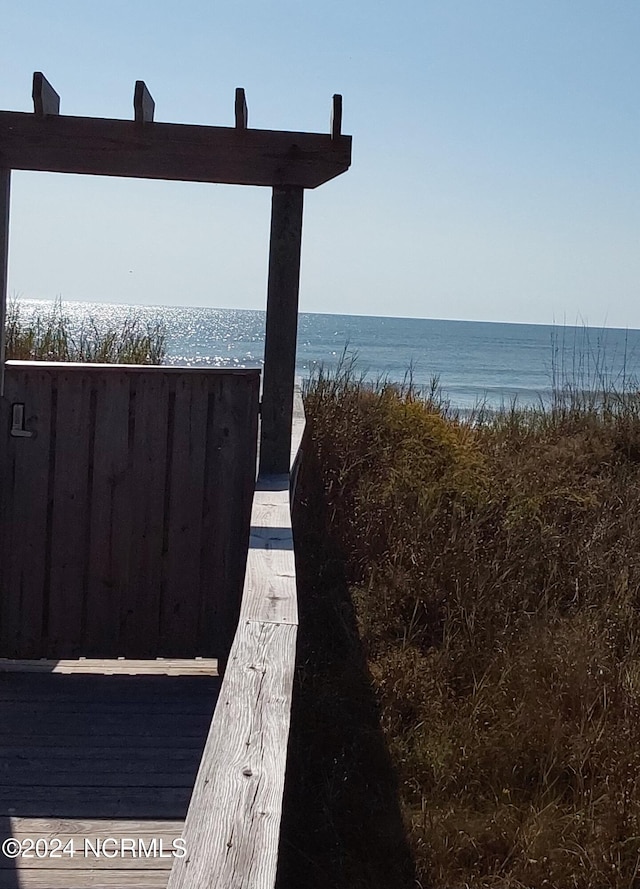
{"left": 0, "top": 361, "right": 259, "bottom": 661}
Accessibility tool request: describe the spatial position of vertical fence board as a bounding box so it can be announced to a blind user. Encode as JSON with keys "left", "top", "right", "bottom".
{"left": 0, "top": 368, "right": 53, "bottom": 656}
{"left": 0, "top": 387, "right": 17, "bottom": 652}
{"left": 199, "top": 374, "right": 259, "bottom": 663}
{"left": 198, "top": 379, "right": 229, "bottom": 658}
{"left": 160, "top": 373, "right": 208, "bottom": 655}
{"left": 224, "top": 375, "right": 260, "bottom": 652}
{"left": 84, "top": 372, "right": 131, "bottom": 655}
{"left": 121, "top": 372, "right": 170, "bottom": 656}
{"left": 47, "top": 371, "right": 94, "bottom": 655}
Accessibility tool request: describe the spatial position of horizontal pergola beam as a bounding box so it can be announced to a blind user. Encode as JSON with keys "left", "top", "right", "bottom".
{"left": 0, "top": 110, "right": 351, "bottom": 188}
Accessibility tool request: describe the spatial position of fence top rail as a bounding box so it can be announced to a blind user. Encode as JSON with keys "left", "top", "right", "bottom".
{"left": 5, "top": 360, "right": 261, "bottom": 375}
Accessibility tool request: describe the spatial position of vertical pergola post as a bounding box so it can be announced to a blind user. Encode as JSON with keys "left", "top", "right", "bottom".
{"left": 0, "top": 169, "right": 10, "bottom": 397}
{"left": 259, "top": 185, "right": 304, "bottom": 476}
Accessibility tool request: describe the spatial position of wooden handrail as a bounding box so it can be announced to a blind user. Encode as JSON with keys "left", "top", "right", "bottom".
{"left": 167, "top": 387, "right": 305, "bottom": 889}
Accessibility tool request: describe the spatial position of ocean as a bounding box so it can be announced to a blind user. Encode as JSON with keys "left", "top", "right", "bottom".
{"left": 12, "top": 298, "right": 640, "bottom": 411}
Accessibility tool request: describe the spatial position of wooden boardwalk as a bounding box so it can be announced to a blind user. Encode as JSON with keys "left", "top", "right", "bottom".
{"left": 0, "top": 663, "right": 220, "bottom": 889}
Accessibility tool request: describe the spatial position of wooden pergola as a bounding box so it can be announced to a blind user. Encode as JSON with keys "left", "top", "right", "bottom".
{"left": 0, "top": 72, "right": 352, "bottom": 473}
{"left": 0, "top": 73, "right": 351, "bottom": 889}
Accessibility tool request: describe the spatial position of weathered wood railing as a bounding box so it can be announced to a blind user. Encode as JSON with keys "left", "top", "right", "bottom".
{"left": 168, "top": 388, "right": 304, "bottom": 889}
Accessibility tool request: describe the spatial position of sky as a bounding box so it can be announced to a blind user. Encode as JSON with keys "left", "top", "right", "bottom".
{"left": 1, "top": 0, "right": 639, "bottom": 327}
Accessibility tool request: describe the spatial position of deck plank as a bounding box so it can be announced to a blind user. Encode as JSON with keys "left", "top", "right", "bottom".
{"left": 9, "top": 818, "right": 184, "bottom": 835}
{"left": 0, "top": 871, "right": 170, "bottom": 888}
{"left": 3, "top": 852, "right": 177, "bottom": 872}
{"left": 0, "top": 659, "right": 218, "bottom": 675}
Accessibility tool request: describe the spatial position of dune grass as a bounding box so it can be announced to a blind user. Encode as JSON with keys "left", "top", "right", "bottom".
{"left": 5, "top": 298, "right": 166, "bottom": 364}
{"left": 289, "top": 364, "right": 640, "bottom": 888}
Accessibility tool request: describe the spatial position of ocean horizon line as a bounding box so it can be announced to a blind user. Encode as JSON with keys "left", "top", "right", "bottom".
{"left": 11, "top": 295, "right": 639, "bottom": 335}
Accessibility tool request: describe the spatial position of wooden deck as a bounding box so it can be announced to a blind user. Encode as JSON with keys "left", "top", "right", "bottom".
{"left": 0, "top": 665, "right": 220, "bottom": 889}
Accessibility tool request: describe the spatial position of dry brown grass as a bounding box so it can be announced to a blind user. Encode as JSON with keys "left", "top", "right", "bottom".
{"left": 296, "top": 367, "right": 640, "bottom": 889}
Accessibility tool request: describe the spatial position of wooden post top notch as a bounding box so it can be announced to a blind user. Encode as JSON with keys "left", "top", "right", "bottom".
{"left": 134, "top": 81, "right": 155, "bottom": 124}
{"left": 5, "top": 73, "right": 351, "bottom": 189}
{"left": 235, "top": 87, "right": 248, "bottom": 129}
{"left": 29, "top": 74, "right": 344, "bottom": 137}
{"left": 32, "top": 72, "right": 60, "bottom": 117}
{"left": 331, "top": 94, "right": 342, "bottom": 139}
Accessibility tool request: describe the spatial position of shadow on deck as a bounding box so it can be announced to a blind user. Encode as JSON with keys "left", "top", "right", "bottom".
{"left": 0, "top": 670, "right": 221, "bottom": 889}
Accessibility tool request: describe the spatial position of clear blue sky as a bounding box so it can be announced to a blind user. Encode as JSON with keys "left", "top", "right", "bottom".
{"left": 2, "top": 1, "right": 639, "bottom": 326}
